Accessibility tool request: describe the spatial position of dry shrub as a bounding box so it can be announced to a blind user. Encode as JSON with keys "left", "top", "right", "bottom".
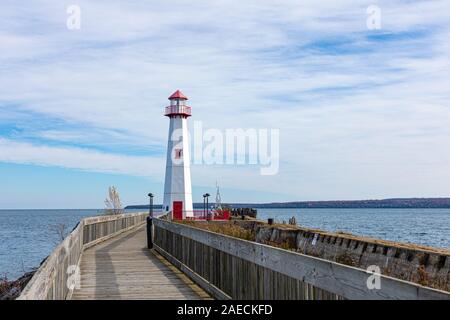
{"left": 416, "top": 265, "right": 429, "bottom": 286}
{"left": 49, "top": 223, "right": 68, "bottom": 243}
{"left": 180, "top": 221, "right": 255, "bottom": 241}
{"left": 262, "top": 240, "right": 294, "bottom": 250}
{"left": 0, "top": 274, "right": 8, "bottom": 295}
{"left": 104, "top": 186, "right": 123, "bottom": 215}
{"left": 335, "top": 253, "right": 357, "bottom": 266}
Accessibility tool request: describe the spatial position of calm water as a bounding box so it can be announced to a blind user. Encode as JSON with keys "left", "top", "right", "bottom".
{"left": 258, "top": 208, "right": 450, "bottom": 250}
{"left": 0, "top": 209, "right": 143, "bottom": 280}
{"left": 0, "top": 208, "right": 449, "bottom": 279}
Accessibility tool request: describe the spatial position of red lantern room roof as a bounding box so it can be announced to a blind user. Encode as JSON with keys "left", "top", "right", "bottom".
{"left": 168, "top": 90, "right": 188, "bottom": 100}
{"left": 165, "top": 90, "right": 191, "bottom": 118}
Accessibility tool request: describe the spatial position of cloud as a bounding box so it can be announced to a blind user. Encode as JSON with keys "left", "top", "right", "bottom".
{"left": 0, "top": 0, "right": 450, "bottom": 201}
{"left": 0, "top": 138, "right": 164, "bottom": 178}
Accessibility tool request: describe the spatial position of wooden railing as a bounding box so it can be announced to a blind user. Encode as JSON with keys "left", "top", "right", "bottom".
{"left": 153, "top": 218, "right": 450, "bottom": 300}
{"left": 17, "top": 212, "right": 148, "bottom": 300}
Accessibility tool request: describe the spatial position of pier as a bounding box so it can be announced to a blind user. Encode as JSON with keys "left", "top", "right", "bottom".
{"left": 18, "top": 212, "right": 450, "bottom": 300}
{"left": 72, "top": 227, "right": 208, "bottom": 300}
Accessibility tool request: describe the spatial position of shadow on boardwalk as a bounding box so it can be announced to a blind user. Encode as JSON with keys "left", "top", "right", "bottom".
{"left": 72, "top": 226, "right": 209, "bottom": 300}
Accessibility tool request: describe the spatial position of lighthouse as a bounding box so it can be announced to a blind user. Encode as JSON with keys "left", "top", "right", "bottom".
{"left": 162, "top": 90, "right": 194, "bottom": 220}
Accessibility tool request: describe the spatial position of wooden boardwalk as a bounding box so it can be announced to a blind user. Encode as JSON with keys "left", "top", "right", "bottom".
{"left": 71, "top": 226, "right": 210, "bottom": 300}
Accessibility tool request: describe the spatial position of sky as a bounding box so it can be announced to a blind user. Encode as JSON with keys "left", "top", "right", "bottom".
{"left": 0, "top": 0, "right": 450, "bottom": 208}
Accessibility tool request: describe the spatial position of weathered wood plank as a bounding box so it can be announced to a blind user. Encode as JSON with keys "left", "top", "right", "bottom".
{"left": 154, "top": 218, "right": 450, "bottom": 300}
{"left": 19, "top": 212, "right": 149, "bottom": 300}
{"left": 18, "top": 220, "right": 85, "bottom": 300}
{"left": 71, "top": 226, "right": 210, "bottom": 300}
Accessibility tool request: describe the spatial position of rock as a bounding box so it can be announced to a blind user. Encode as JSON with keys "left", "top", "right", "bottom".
{"left": 0, "top": 270, "right": 35, "bottom": 300}
{"left": 231, "top": 208, "right": 257, "bottom": 218}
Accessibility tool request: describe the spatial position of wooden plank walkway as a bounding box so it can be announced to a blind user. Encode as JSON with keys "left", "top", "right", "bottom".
{"left": 71, "top": 226, "right": 210, "bottom": 300}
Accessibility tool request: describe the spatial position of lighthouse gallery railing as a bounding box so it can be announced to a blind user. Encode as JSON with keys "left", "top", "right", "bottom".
{"left": 165, "top": 105, "right": 191, "bottom": 116}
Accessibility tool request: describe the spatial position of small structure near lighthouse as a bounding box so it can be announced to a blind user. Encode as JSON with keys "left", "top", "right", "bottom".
{"left": 162, "top": 90, "right": 194, "bottom": 220}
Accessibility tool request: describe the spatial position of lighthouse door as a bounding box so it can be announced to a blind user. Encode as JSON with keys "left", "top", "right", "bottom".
{"left": 173, "top": 201, "right": 183, "bottom": 220}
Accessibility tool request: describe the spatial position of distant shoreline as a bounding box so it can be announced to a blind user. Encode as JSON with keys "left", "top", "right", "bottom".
{"left": 125, "top": 197, "right": 450, "bottom": 209}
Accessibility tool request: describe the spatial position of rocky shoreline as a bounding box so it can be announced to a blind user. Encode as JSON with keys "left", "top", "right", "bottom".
{"left": 0, "top": 270, "right": 36, "bottom": 300}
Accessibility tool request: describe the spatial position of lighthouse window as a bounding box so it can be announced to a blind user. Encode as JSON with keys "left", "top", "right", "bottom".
{"left": 175, "top": 148, "right": 183, "bottom": 159}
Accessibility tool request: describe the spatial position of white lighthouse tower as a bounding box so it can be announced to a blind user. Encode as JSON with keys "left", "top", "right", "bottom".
{"left": 162, "top": 90, "right": 194, "bottom": 220}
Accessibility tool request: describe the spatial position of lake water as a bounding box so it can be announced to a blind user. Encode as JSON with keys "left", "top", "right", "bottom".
{"left": 0, "top": 208, "right": 449, "bottom": 279}
{"left": 257, "top": 208, "right": 450, "bottom": 250}
{"left": 0, "top": 209, "right": 144, "bottom": 280}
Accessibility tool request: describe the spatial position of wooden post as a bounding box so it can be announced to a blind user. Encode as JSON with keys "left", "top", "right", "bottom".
{"left": 147, "top": 215, "right": 153, "bottom": 249}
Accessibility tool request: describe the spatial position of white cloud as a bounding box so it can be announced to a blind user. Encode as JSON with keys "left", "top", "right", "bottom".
{"left": 0, "top": 138, "right": 164, "bottom": 179}
{"left": 0, "top": 0, "right": 450, "bottom": 201}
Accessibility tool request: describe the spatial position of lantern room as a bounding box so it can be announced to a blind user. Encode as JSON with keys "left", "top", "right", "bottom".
{"left": 165, "top": 90, "right": 191, "bottom": 118}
